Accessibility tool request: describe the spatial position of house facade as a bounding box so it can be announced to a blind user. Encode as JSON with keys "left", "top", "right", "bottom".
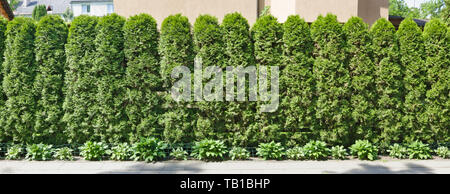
{"left": 71, "top": 0, "right": 113, "bottom": 17}
{"left": 14, "top": 0, "right": 71, "bottom": 17}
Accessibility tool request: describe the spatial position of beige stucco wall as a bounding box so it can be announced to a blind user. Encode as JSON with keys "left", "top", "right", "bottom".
{"left": 358, "top": 0, "right": 389, "bottom": 25}
{"left": 114, "top": 0, "right": 259, "bottom": 26}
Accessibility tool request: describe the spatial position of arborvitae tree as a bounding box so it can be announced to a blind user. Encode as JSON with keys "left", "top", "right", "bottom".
{"left": 0, "top": 18, "right": 7, "bottom": 142}
{"left": 396, "top": 18, "right": 428, "bottom": 143}
{"left": 2, "top": 17, "right": 36, "bottom": 143}
{"left": 63, "top": 15, "right": 98, "bottom": 144}
{"left": 442, "top": 0, "right": 450, "bottom": 25}
{"left": 221, "top": 13, "right": 258, "bottom": 147}
{"left": 158, "top": 14, "right": 195, "bottom": 144}
{"left": 193, "top": 15, "right": 226, "bottom": 141}
{"left": 280, "top": 15, "right": 316, "bottom": 146}
{"left": 370, "top": 18, "right": 404, "bottom": 144}
{"left": 251, "top": 15, "right": 283, "bottom": 143}
{"left": 311, "top": 14, "right": 352, "bottom": 146}
{"left": 33, "top": 15, "right": 68, "bottom": 144}
{"left": 423, "top": 19, "right": 449, "bottom": 143}
{"left": 91, "top": 13, "right": 127, "bottom": 143}
{"left": 124, "top": 14, "right": 163, "bottom": 142}
{"left": 344, "top": 17, "right": 377, "bottom": 142}
{"left": 32, "top": 5, "right": 47, "bottom": 21}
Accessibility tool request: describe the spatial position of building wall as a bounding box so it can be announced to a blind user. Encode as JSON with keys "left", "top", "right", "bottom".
{"left": 72, "top": 2, "right": 113, "bottom": 17}
{"left": 358, "top": 0, "right": 389, "bottom": 25}
{"left": 114, "top": 0, "right": 259, "bottom": 26}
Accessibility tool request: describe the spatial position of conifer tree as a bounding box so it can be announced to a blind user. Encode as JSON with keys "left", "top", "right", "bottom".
{"left": 0, "top": 18, "right": 8, "bottom": 142}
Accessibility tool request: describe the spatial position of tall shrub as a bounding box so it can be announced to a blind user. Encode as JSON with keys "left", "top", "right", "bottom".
{"left": 158, "top": 14, "right": 195, "bottom": 144}
{"left": 32, "top": 5, "right": 47, "bottom": 21}
{"left": 123, "top": 14, "right": 163, "bottom": 142}
{"left": 91, "top": 13, "right": 127, "bottom": 143}
{"left": 396, "top": 18, "right": 428, "bottom": 142}
{"left": 193, "top": 15, "right": 226, "bottom": 141}
{"left": 280, "top": 15, "right": 316, "bottom": 146}
{"left": 33, "top": 15, "right": 68, "bottom": 144}
{"left": 0, "top": 18, "right": 7, "bottom": 142}
{"left": 63, "top": 15, "right": 98, "bottom": 143}
{"left": 251, "top": 15, "right": 283, "bottom": 143}
{"left": 311, "top": 14, "right": 351, "bottom": 146}
{"left": 370, "top": 18, "right": 404, "bottom": 144}
{"left": 221, "top": 12, "right": 258, "bottom": 146}
{"left": 2, "top": 17, "right": 36, "bottom": 143}
{"left": 423, "top": 19, "right": 449, "bottom": 142}
{"left": 344, "top": 17, "right": 377, "bottom": 142}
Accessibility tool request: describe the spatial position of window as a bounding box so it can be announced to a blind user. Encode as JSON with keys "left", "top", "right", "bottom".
{"left": 82, "top": 4, "right": 90, "bottom": 14}
{"left": 107, "top": 4, "right": 114, "bottom": 14}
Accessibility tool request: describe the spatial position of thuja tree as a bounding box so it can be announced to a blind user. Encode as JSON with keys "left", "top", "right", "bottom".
{"left": 158, "top": 14, "right": 195, "bottom": 144}
{"left": 124, "top": 14, "right": 163, "bottom": 142}
{"left": 251, "top": 15, "right": 283, "bottom": 143}
{"left": 2, "top": 17, "right": 36, "bottom": 143}
{"left": 221, "top": 13, "right": 258, "bottom": 147}
{"left": 63, "top": 15, "right": 98, "bottom": 143}
{"left": 343, "top": 17, "right": 377, "bottom": 142}
{"left": 423, "top": 19, "right": 449, "bottom": 142}
{"left": 370, "top": 18, "right": 404, "bottom": 144}
{"left": 193, "top": 15, "right": 226, "bottom": 141}
{"left": 0, "top": 18, "right": 7, "bottom": 142}
{"left": 396, "top": 18, "right": 428, "bottom": 142}
{"left": 280, "top": 15, "right": 316, "bottom": 146}
{"left": 91, "top": 13, "right": 128, "bottom": 143}
{"left": 311, "top": 14, "right": 352, "bottom": 146}
{"left": 32, "top": 5, "right": 47, "bottom": 21}
{"left": 33, "top": 15, "right": 68, "bottom": 144}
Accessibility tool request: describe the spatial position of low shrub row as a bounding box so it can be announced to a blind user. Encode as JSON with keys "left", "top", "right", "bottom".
{"left": 0, "top": 138, "right": 448, "bottom": 162}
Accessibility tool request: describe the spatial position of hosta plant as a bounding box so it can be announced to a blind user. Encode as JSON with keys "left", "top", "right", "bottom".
{"left": 229, "top": 147, "right": 250, "bottom": 160}
{"left": 434, "top": 146, "right": 449, "bottom": 159}
{"left": 79, "top": 141, "right": 109, "bottom": 161}
{"left": 25, "top": 144, "right": 54, "bottom": 161}
{"left": 330, "top": 146, "right": 348, "bottom": 160}
{"left": 407, "top": 141, "right": 432, "bottom": 160}
{"left": 191, "top": 139, "right": 228, "bottom": 161}
{"left": 53, "top": 147, "right": 74, "bottom": 161}
{"left": 286, "top": 147, "right": 305, "bottom": 160}
{"left": 388, "top": 144, "right": 408, "bottom": 159}
{"left": 131, "top": 137, "right": 167, "bottom": 162}
{"left": 108, "top": 143, "right": 133, "bottom": 161}
{"left": 303, "top": 140, "right": 330, "bottom": 160}
{"left": 350, "top": 140, "right": 379, "bottom": 161}
{"left": 170, "top": 147, "right": 188, "bottom": 160}
{"left": 5, "top": 145, "right": 23, "bottom": 160}
{"left": 256, "top": 141, "right": 285, "bottom": 160}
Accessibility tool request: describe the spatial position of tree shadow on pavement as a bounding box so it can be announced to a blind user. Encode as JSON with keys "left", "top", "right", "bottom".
{"left": 324, "top": 163, "right": 434, "bottom": 174}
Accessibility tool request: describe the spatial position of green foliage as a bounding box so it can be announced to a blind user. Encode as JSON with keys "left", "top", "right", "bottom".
{"left": 63, "top": 15, "right": 98, "bottom": 144}
{"left": 2, "top": 17, "right": 36, "bottom": 143}
{"left": 330, "top": 145, "right": 348, "bottom": 160}
{"left": 191, "top": 139, "right": 228, "bottom": 161}
{"left": 286, "top": 147, "right": 305, "bottom": 160}
{"left": 311, "top": 14, "right": 351, "bottom": 146}
{"left": 62, "top": 8, "right": 74, "bottom": 22}
{"left": 370, "top": 18, "right": 404, "bottom": 144}
{"left": 442, "top": 0, "right": 450, "bottom": 24}
{"left": 33, "top": 15, "right": 68, "bottom": 144}
{"left": 25, "top": 143, "right": 53, "bottom": 161}
{"left": 108, "top": 143, "right": 132, "bottom": 161}
{"left": 5, "top": 144, "right": 22, "bottom": 160}
{"left": 302, "top": 140, "right": 330, "bottom": 160}
{"left": 53, "top": 147, "right": 73, "bottom": 161}
{"left": 229, "top": 147, "right": 250, "bottom": 160}
{"left": 124, "top": 14, "right": 163, "bottom": 142}
{"left": 280, "top": 15, "right": 316, "bottom": 146}
{"left": 79, "top": 141, "right": 108, "bottom": 161}
{"left": 170, "top": 147, "right": 188, "bottom": 160}
{"left": 397, "top": 18, "right": 428, "bottom": 143}
{"left": 256, "top": 141, "right": 284, "bottom": 160}
{"left": 0, "top": 17, "right": 7, "bottom": 142}
{"left": 389, "top": 0, "right": 411, "bottom": 17}
{"left": 423, "top": 19, "right": 449, "bottom": 143}
{"left": 388, "top": 143, "right": 408, "bottom": 159}
{"left": 130, "top": 137, "right": 167, "bottom": 162}
{"left": 91, "top": 14, "right": 127, "bottom": 143}
{"left": 434, "top": 146, "right": 449, "bottom": 158}
{"left": 32, "top": 5, "right": 47, "bottom": 21}
{"left": 344, "top": 17, "right": 377, "bottom": 142}
{"left": 407, "top": 141, "right": 432, "bottom": 159}
{"left": 350, "top": 140, "right": 379, "bottom": 161}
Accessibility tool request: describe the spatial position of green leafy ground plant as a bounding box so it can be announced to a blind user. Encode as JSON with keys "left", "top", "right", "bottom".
{"left": 191, "top": 139, "right": 228, "bottom": 161}
{"left": 350, "top": 140, "right": 379, "bottom": 161}
{"left": 256, "top": 141, "right": 284, "bottom": 160}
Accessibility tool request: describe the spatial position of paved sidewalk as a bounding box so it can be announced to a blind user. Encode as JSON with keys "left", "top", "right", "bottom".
{"left": 0, "top": 158, "right": 448, "bottom": 174}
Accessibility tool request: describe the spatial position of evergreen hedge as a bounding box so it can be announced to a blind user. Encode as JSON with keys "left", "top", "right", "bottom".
{"left": 0, "top": 18, "right": 7, "bottom": 142}
{"left": 32, "top": 5, "right": 47, "bottom": 21}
